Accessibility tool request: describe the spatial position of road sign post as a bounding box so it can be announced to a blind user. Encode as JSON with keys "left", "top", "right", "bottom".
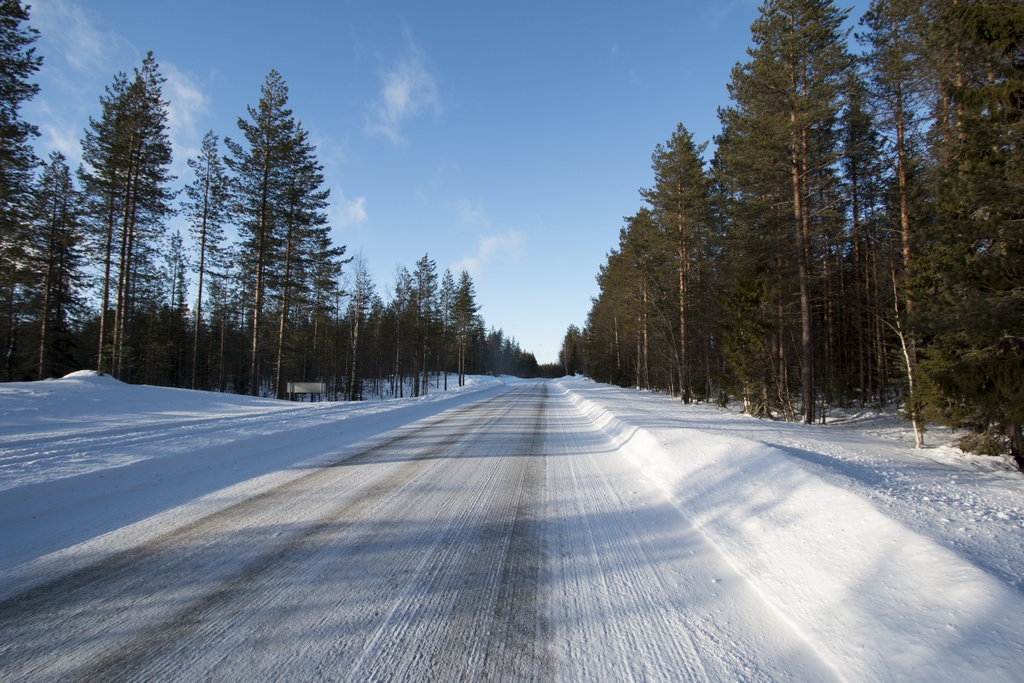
{"left": 286, "top": 382, "right": 326, "bottom": 401}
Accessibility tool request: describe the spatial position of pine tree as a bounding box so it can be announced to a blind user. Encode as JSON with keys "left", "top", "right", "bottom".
{"left": 453, "top": 270, "right": 478, "bottom": 387}
{"left": 560, "top": 324, "right": 584, "bottom": 376}
{"left": 715, "top": 56, "right": 797, "bottom": 418}
{"left": 80, "top": 52, "right": 175, "bottom": 380}
{"left": 163, "top": 229, "right": 190, "bottom": 387}
{"left": 861, "top": 0, "right": 929, "bottom": 272}
{"left": 270, "top": 121, "right": 337, "bottom": 399}
{"left": 584, "top": 208, "right": 673, "bottom": 390}
{"left": 346, "top": 253, "right": 372, "bottom": 400}
{"left": 391, "top": 266, "right": 414, "bottom": 396}
{"left": 307, "top": 227, "right": 345, "bottom": 396}
{"left": 839, "top": 70, "right": 892, "bottom": 411}
{"left": 641, "top": 124, "right": 712, "bottom": 403}
{"left": 717, "top": 0, "right": 852, "bottom": 422}
{"left": 205, "top": 248, "right": 235, "bottom": 392}
{"left": 79, "top": 72, "right": 127, "bottom": 376}
{"left": 29, "top": 152, "right": 82, "bottom": 380}
{"left": 859, "top": 0, "right": 932, "bottom": 445}
{"left": 0, "top": 0, "right": 40, "bottom": 380}
{"left": 0, "top": 0, "right": 39, "bottom": 218}
{"left": 916, "top": 0, "right": 1024, "bottom": 463}
{"left": 412, "top": 254, "right": 437, "bottom": 396}
{"left": 225, "top": 70, "right": 295, "bottom": 396}
{"left": 182, "top": 130, "right": 229, "bottom": 389}
{"left": 439, "top": 268, "right": 455, "bottom": 390}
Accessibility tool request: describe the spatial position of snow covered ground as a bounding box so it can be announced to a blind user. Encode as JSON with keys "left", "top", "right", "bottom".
{"left": 0, "top": 370, "right": 509, "bottom": 577}
{"left": 1, "top": 372, "right": 1021, "bottom": 681}
{"left": 555, "top": 376, "right": 1024, "bottom": 680}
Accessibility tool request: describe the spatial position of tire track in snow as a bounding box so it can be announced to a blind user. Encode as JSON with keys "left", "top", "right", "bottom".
{"left": 178, "top": 394, "right": 535, "bottom": 681}
{"left": 547, "top": 400, "right": 708, "bottom": 682}
{"left": 480, "top": 382, "right": 552, "bottom": 679}
{"left": 0, "top": 390, "right": 519, "bottom": 683}
{"left": 343, "top": 382, "right": 553, "bottom": 681}
{"left": 2, "top": 381, "right": 842, "bottom": 681}
{"left": 1, "top": 389, "right": 507, "bottom": 609}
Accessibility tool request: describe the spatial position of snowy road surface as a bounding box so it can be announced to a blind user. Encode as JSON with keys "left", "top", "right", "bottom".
{"left": 2, "top": 375, "right": 1022, "bottom": 681}
{"left": 2, "top": 380, "right": 836, "bottom": 681}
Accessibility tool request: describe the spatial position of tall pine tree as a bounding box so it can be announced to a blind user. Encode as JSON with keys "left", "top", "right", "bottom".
{"left": 916, "top": 0, "right": 1024, "bottom": 463}
{"left": 717, "top": 0, "right": 852, "bottom": 422}
{"left": 182, "top": 130, "right": 229, "bottom": 389}
{"left": 80, "top": 53, "right": 175, "bottom": 380}
{"left": 29, "top": 152, "right": 81, "bottom": 380}
{"left": 225, "top": 70, "right": 294, "bottom": 396}
{"left": 641, "top": 125, "right": 712, "bottom": 403}
{"left": 0, "top": 0, "right": 39, "bottom": 381}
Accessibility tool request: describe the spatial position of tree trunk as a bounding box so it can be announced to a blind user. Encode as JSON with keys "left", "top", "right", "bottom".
{"left": 274, "top": 219, "right": 295, "bottom": 399}
{"left": 112, "top": 133, "right": 140, "bottom": 380}
{"left": 892, "top": 269, "right": 923, "bottom": 448}
{"left": 1009, "top": 423, "right": 1024, "bottom": 470}
{"left": 38, "top": 193, "right": 59, "bottom": 380}
{"left": 678, "top": 218, "right": 690, "bottom": 404}
{"left": 792, "top": 122, "right": 815, "bottom": 424}
{"left": 191, "top": 166, "right": 211, "bottom": 391}
{"left": 349, "top": 288, "right": 361, "bottom": 401}
{"left": 96, "top": 200, "right": 116, "bottom": 373}
{"left": 250, "top": 158, "right": 271, "bottom": 397}
{"left": 642, "top": 287, "right": 650, "bottom": 391}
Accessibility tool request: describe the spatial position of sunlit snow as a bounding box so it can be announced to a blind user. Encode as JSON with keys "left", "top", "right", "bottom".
{"left": 1, "top": 372, "right": 1021, "bottom": 680}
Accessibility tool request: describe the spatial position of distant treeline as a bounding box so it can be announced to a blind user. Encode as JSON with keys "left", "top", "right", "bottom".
{"left": 566, "top": 0, "right": 1024, "bottom": 462}
{"left": 0, "top": 2, "right": 546, "bottom": 397}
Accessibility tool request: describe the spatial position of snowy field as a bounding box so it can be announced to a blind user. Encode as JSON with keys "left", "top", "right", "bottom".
{"left": 1, "top": 372, "right": 1022, "bottom": 681}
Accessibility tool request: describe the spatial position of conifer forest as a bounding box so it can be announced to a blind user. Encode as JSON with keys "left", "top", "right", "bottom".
{"left": 1, "top": 0, "right": 1023, "bottom": 461}
{"left": 0, "top": 2, "right": 542, "bottom": 400}
{"left": 568, "top": 0, "right": 1024, "bottom": 462}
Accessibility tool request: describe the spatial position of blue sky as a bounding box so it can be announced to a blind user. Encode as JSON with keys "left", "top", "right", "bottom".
{"left": 26, "top": 0, "right": 809, "bottom": 364}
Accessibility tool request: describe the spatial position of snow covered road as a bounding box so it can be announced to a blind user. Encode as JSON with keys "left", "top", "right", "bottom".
{"left": 2, "top": 380, "right": 837, "bottom": 682}
{"left": 2, "top": 375, "right": 1022, "bottom": 681}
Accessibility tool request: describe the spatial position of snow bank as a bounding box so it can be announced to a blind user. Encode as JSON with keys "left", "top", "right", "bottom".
{"left": 556, "top": 378, "right": 1024, "bottom": 682}
{"left": 0, "top": 372, "right": 505, "bottom": 485}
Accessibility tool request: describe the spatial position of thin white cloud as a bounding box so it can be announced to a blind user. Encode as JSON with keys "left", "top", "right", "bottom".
{"left": 366, "top": 41, "right": 439, "bottom": 144}
{"left": 28, "top": 0, "right": 137, "bottom": 168}
{"left": 31, "top": 0, "right": 119, "bottom": 72}
{"left": 454, "top": 230, "right": 526, "bottom": 278}
{"left": 330, "top": 189, "right": 368, "bottom": 229}
{"left": 39, "top": 120, "right": 81, "bottom": 165}
{"left": 454, "top": 199, "right": 489, "bottom": 227}
{"left": 161, "top": 61, "right": 209, "bottom": 165}
{"left": 308, "top": 128, "right": 348, "bottom": 170}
